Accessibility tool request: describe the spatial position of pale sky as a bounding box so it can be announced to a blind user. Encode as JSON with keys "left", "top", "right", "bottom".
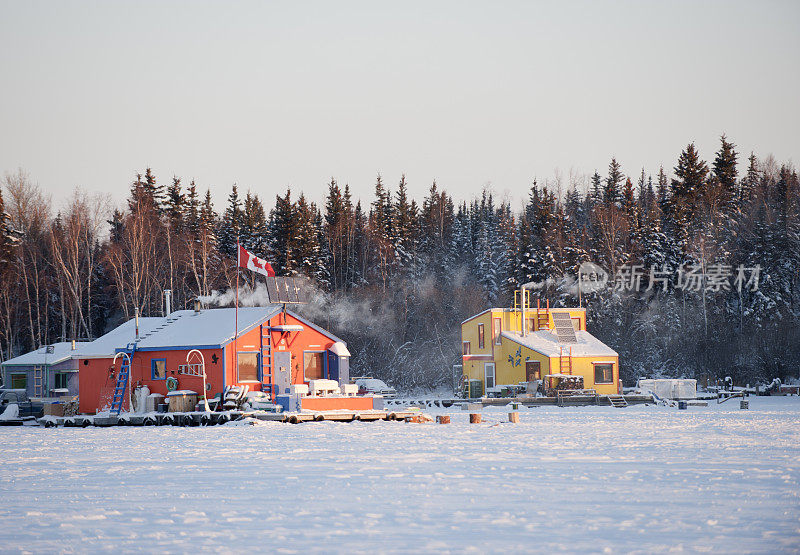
{"left": 1, "top": 0, "right": 798, "bottom": 212}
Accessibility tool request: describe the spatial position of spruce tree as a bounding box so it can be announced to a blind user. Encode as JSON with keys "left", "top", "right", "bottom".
{"left": 143, "top": 168, "right": 165, "bottom": 212}
{"left": 369, "top": 174, "right": 396, "bottom": 287}
{"left": 590, "top": 171, "right": 603, "bottom": 205}
{"left": 185, "top": 180, "right": 201, "bottom": 237}
{"left": 393, "top": 175, "right": 418, "bottom": 270}
{"left": 672, "top": 143, "right": 709, "bottom": 201}
{"left": 323, "top": 178, "right": 350, "bottom": 290}
{"left": 107, "top": 209, "right": 125, "bottom": 244}
{"left": 604, "top": 158, "right": 624, "bottom": 206}
{"left": 669, "top": 143, "right": 709, "bottom": 249}
{"left": 740, "top": 153, "right": 759, "bottom": 204}
{"left": 621, "top": 177, "right": 641, "bottom": 257}
{"left": 370, "top": 174, "right": 390, "bottom": 241}
{"left": 165, "top": 176, "right": 186, "bottom": 233}
{"left": 199, "top": 189, "right": 217, "bottom": 236}
{"left": 656, "top": 166, "right": 670, "bottom": 213}
{"left": 351, "top": 200, "right": 367, "bottom": 287}
{"left": 293, "top": 194, "right": 328, "bottom": 286}
{"left": 241, "top": 191, "right": 268, "bottom": 257}
{"left": 218, "top": 185, "right": 242, "bottom": 257}
{"left": 267, "top": 189, "right": 298, "bottom": 275}
{"left": 712, "top": 134, "right": 738, "bottom": 206}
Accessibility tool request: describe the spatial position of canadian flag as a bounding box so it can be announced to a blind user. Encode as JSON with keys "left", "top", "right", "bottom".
{"left": 238, "top": 245, "right": 275, "bottom": 277}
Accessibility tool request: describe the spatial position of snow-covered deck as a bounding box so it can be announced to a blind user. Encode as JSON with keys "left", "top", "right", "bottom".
{"left": 1, "top": 397, "right": 798, "bottom": 552}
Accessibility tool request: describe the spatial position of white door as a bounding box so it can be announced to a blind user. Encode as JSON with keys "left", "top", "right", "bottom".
{"left": 275, "top": 351, "right": 291, "bottom": 395}
{"left": 484, "top": 362, "right": 496, "bottom": 390}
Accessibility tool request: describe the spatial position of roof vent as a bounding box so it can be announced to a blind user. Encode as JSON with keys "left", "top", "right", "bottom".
{"left": 194, "top": 298, "right": 202, "bottom": 313}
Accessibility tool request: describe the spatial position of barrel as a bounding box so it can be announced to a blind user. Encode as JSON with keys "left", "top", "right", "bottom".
{"left": 167, "top": 391, "right": 198, "bottom": 412}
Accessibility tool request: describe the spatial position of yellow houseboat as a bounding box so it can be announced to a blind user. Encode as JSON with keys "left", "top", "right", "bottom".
{"left": 460, "top": 290, "right": 620, "bottom": 396}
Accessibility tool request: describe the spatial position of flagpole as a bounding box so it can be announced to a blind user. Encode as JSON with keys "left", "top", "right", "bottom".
{"left": 235, "top": 235, "right": 240, "bottom": 372}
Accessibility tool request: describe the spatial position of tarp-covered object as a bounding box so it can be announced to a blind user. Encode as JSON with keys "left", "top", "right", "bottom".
{"left": 637, "top": 378, "right": 697, "bottom": 400}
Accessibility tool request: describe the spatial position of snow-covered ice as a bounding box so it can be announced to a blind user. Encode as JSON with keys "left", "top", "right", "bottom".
{"left": 1, "top": 397, "right": 799, "bottom": 553}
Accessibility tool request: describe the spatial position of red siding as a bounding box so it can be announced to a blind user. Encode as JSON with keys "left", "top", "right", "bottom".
{"left": 225, "top": 311, "right": 338, "bottom": 390}
{"left": 78, "top": 310, "right": 341, "bottom": 414}
{"left": 78, "top": 358, "right": 115, "bottom": 414}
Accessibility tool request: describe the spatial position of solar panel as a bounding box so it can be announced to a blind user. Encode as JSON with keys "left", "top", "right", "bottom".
{"left": 551, "top": 312, "right": 578, "bottom": 343}
{"left": 265, "top": 277, "right": 280, "bottom": 302}
{"left": 264, "top": 276, "right": 313, "bottom": 304}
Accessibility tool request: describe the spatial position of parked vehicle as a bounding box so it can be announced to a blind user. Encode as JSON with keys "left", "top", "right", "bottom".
{"left": 352, "top": 377, "right": 396, "bottom": 399}
{"left": 0, "top": 389, "right": 44, "bottom": 419}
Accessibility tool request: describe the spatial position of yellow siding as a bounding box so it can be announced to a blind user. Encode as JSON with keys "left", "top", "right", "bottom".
{"left": 460, "top": 306, "right": 617, "bottom": 395}
{"left": 461, "top": 310, "right": 493, "bottom": 357}
{"left": 495, "top": 337, "right": 550, "bottom": 385}
{"left": 566, "top": 356, "right": 620, "bottom": 395}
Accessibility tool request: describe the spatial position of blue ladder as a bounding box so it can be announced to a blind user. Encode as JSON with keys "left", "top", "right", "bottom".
{"left": 260, "top": 323, "right": 273, "bottom": 399}
{"left": 110, "top": 358, "right": 131, "bottom": 415}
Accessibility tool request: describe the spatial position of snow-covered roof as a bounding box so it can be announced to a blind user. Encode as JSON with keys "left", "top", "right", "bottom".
{"left": 75, "top": 317, "right": 160, "bottom": 358}
{"left": 134, "top": 306, "right": 284, "bottom": 350}
{"left": 329, "top": 341, "right": 351, "bottom": 357}
{"left": 72, "top": 308, "right": 283, "bottom": 357}
{"left": 4, "top": 306, "right": 345, "bottom": 363}
{"left": 1, "top": 341, "right": 91, "bottom": 367}
{"left": 501, "top": 330, "right": 618, "bottom": 358}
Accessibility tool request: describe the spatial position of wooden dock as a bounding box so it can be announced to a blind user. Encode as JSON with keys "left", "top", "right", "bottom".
{"left": 38, "top": 408, "right": 422, "bottom": 428}
{"left": 389, "top": 394, "right": 655, "bottom": 409}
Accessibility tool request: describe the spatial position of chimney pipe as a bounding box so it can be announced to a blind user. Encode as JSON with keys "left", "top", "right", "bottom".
{"left": 71, "top": 339, "right": 76, "bottom": 351}
{"left": 135, "top": 306, "right": 140, "bottom": 340}
{"left": 194, "top": 297, "right": 202, "bottom": 313}
{"left": 521, "top": 285, "right": 527, "bottom": 337}
{"left": 164, "top": 289, "right": 172, "bottom": 316}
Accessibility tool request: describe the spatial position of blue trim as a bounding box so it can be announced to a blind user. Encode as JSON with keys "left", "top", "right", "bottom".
{"left": 134, "top": 344, "right": 221, "bottom": 352}
{"left": 217, "top": 307, "right": 345, "bottom": 348}
{"left": 151, "top": 358, "right": 167, "bottom": 380}
{"left": 302, "top": 350, "right": 326, "bottom": 381}
{"left": 286, "top": 309, "right": 345, "bottom": 344}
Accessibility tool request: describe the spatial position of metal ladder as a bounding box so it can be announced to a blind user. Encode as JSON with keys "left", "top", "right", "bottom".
{"left": 536, "top": 299, "right": 550, "bottom": 330}
{"left": 33, "top": 367, "right": 44, "bottom": 397}
{"left": 110, "top": 358, "right": 131, "bottom": 415}
{"left": 559, "top": 346, "right": 573, "bottom": 375}
{"left": 260, "top": 323, "right": 273, "bottom": 399}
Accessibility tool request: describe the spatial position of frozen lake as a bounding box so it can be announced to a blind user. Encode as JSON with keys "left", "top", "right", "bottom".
{"left": 1, "top": 397, "right": 798, "bottom": 553}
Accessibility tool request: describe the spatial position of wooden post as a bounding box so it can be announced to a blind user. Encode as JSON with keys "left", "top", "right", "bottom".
{"left": 508, "top": 412, "right": 520, "bottom": 423}
{"left": 436, "top": 415, "right": 450, "bottom": 424}
{"left": 469, "top": 413, "right": 481, "bottom": 424}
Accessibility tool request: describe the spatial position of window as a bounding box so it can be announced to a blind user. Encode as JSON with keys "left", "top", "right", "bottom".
{"left": 493, "top": 318, "right": 502, "bottom": 345}
{"left": 237, "top": 352, "right": 259, "bottom": 382}
{"left": 484, "top": 362, "right": 495, "bottom": 389}
{"left": 477, "top": 323, "right": 485, "bottom": 349}
{"left": 462, "top": 342, "right": 471, "bottom": 355}
{"left": 54, "top": 373, "right": 69, "bottom": 389}
{"left": 10, "top": 373, "right": 26, "bottom": 389}
{"left": 151, "top": 359, "right": 167, "bottom": 380}
{"left": 304, "top": 352, "right": 324, "bottom": 380}
{"left": 594, "top": 363, "right": 614, "bottom": 384}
